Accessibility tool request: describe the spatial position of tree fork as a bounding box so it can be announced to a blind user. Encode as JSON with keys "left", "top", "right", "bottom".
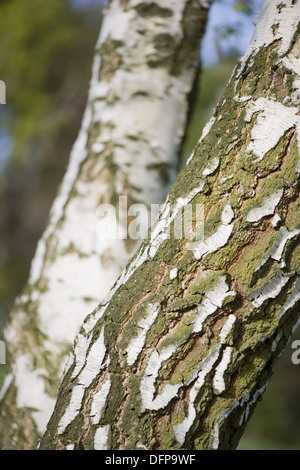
{"left": 39, "top": 0, "right": 300, "bottom": 450}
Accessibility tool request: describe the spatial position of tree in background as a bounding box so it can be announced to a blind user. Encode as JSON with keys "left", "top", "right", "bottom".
{"left": 38, "top": 0, "right": 300, "bottom": 450}
{"left": 0, "top": 0, "right": 102, "bottom": 334}
{"left": 0, "top": 0, "right": 213, "bottom": 450}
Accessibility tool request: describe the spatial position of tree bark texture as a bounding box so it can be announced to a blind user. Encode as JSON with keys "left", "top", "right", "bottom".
{"left": 0, "top": 0, "right": 212, "bottom": 449}
{"left": 39, "top": 0, "right": 300, "bottom": 450}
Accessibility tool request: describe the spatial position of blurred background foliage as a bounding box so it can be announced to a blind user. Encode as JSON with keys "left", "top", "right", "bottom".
{"left": 0, "top": 0, "right": 299, "bottom": 450}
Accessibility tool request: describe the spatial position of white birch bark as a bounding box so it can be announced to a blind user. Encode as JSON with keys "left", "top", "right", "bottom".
{"left": 0, "top": 0, "right": 212, "bottom": 449}
{"left": 39, "top": 0, "right": 300, "bottom": 450}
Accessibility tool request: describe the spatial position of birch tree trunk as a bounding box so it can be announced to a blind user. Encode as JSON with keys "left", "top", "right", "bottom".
{"left": 39, "top": 0, "right": 300, "bottom": 450}
{"left": 0, "top": 0, "right": 212, "bottom": 450}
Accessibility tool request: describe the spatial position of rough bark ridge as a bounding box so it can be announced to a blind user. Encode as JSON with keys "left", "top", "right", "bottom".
{"left": 39, "top": 0, "right": 300, "bottom": 450}
{"left": 0, "top": 0, "right": 212, "bottom": 449}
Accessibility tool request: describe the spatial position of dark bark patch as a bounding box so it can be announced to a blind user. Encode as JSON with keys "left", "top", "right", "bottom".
{"left": 134, "top": 3, "right": 173, "bottom": 18}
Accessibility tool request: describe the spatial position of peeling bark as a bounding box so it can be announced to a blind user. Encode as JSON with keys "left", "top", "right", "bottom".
{"left": 0, "top": 0, "right": 212, "bottom": 449}
{"left": 39, "top": 0, "right": 300, "bottom": 450}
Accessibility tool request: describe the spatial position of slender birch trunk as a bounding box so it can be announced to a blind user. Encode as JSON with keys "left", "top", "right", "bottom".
{"left": 39, "top": 0, "right": 300, "bottom": 450}
{"left": 0, "top": 0, "right": 212, "bottom": 449}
